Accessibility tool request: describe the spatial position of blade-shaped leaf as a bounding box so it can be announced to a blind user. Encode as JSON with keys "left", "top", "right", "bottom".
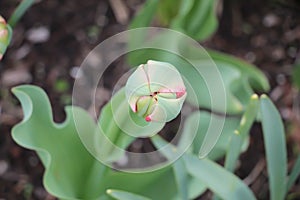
{"left": 224, "top": 94, "right": 259, "bottom": 172}
{"left": 260, "top": 95, "right": 287, "bottom": 200}
{"left": 286, "top": 153, "right": 300, "bottom": 194}
{"left": 151, "top": 135, "right": 188, "bottom": 200}
{"left": 184, "top": 154, "right": 256, "bottom": 200}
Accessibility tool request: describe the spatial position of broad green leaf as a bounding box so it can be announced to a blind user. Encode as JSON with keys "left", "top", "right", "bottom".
{"left": 286, "top": 153, "right": 300, "bottom": 194}
{"left": 184, "top": 154, "right": 256, "bottom": 200}
{"left": 104, "top": 165, "right": 206, "bottom": 200}
{"left": 260, "top": 95, "right": 287, "bottom": 200}
{"left": 224, "top": 94, "right": 259, "bottom": 172}
{"left": 11, "top": 85, "right": 104, "bottom": 199}
{"left": 106, "top": 189, "right": 151, "bottom": 200}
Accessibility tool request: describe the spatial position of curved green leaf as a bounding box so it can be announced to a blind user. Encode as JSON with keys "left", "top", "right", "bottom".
{"left": 178, "top": 111, "right": 242, "bottom": 161}
{"left": 107, "top": 189, "right": 151, "bottom": 200}
{"left": 208, "top": 49, "right": 270, "bottom": 92}
{"left": 152, "top": 135, "right": 255, "bottom": 200}
{"left": 260, "top": 95, "right": 287, "bottom": 200}
{"left": 11, "top": 85, "right": 104, "bottom": 199}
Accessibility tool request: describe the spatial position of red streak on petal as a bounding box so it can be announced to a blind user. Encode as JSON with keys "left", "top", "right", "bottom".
{"left": 176, "top": 88, "right": 186, "bottom": 98}
{"left": 145, "top": 116, "right": 152, "bottom": 122}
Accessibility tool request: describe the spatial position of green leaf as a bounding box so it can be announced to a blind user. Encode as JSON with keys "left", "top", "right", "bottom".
{"left": 151, "top": 135, "right": 188, "bottom": 200}
{"left": 11, "top": 85, "right": 105, "bottom": 199}
{"left": 208, "top": 49, "right": 270, "bottom": 92}
{"left": 104, "top": 165, "right": 206, "bottom": 200}
{"left": 8, "top": 0, "right": 34, "bottom": 27}
{"left": 178, "top": 111, "right": 242, "bottom": 161}
{"left": 107, "top": 189, "right": 151, "bottom": 200}
{"left": 171, "top": 0, "right": 218, "bottom": 41}
{"left": 184, "top": 154, "right": 256, "bottom": 200}
{"left": 156, "top": 0, "right": 181, "bottom": 25}
{"left": 224, "top": 94, "right": 259, "bottom": 172}
{"left": 129, "top": 0, "right": 159, "bottom": 29}
{"left": 260, "top": 95, "right": 287, "bottom": 200}
{"left": 286, "top": 153, "right": 300, "bottom": 194}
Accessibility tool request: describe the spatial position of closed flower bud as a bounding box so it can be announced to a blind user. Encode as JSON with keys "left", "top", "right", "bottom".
{"left": 126, "top": 60, "right": 187, "bottom": 122}
{"left": 0, "top": 15, "right": 10, "bottom": 60}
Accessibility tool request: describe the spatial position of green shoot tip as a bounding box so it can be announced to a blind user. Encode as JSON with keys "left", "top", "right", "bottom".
{"left": 251, "top": 94, "right": 259, "bottom": 100}
{"left": 106, "top": 189, "right": 112, "bottom": 194}
{"left": 260, "top": 94, "right": 268, "bottom": 99}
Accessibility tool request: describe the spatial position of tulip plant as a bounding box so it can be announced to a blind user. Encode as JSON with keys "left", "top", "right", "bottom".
{"left": 8, "top": 0, "right": 300, "bottom": 200}
{"left": 11, "top": 57, "right": 299, "bottom": 200}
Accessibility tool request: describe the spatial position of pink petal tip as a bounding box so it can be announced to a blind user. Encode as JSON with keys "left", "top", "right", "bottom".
{"left": 176, "top": 88, "right": 186, "bottom": 98}
{"left": 145, "top": 116, "right": 152, "bottom": 122}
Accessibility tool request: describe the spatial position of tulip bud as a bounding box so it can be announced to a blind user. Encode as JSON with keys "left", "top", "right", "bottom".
{"left": 0, "top": 15, "right": 11, "bottom": 60}
{"left": 125, "top": 60, "right": 187, "bottom": 122}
